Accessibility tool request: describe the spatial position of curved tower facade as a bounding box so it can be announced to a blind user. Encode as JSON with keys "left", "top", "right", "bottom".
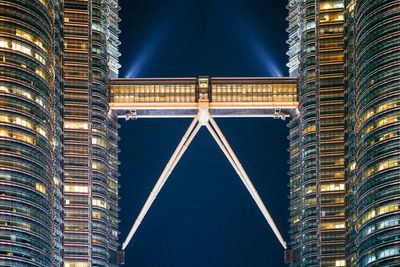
{"left": 0, "top": 0, "right": 62, "bottom": 266}
{"left": 289, "top": 0, "right": 400, "bottom": 266}
{"left": 0, "top": 0, "right": 120, "bottom": 266}
{"left": 353, "top": 0, "right": 400, "bottom": 266}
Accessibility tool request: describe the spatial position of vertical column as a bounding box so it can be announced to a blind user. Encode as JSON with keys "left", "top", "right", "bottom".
{"left": 53, "top": 0, "right": 65, "bottom": 265}
{"left": 316, "top": 1, "right": 346, "bottom": 266}
{"left": 299, "top": 0, "right": 319, "bottom": 265}
{"left": 63, "top": 0, "right": 121, "bottom": 265}
{"left": 63, "top": 0, "right": 92, "bottom": 265}
{"left": 91, "top": 0, "right": 121, "bottom": 265}
{"left": 343, "top": 1, "right": 357, "bottom": 265}
{"left": 287, "top": 1, "right": 347, "bottom": 266}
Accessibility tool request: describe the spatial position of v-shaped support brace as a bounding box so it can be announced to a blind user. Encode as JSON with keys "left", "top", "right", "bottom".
{"left": 121, "top": 101, "right": 287, "bottom": 251}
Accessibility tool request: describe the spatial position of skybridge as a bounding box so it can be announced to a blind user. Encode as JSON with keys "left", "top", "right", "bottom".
{"left": 111, "top": 77, "right": 298, "bottom": 264}
{"left": 110, "top": 77, "right": 298, "bottom": 119}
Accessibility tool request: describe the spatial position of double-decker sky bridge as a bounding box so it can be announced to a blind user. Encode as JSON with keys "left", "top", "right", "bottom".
{"left": 110, "top": 77, "right": 298, "bottom": 119}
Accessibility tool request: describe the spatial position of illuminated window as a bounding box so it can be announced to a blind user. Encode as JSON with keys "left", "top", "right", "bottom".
{"left": 35, "top": 53, "right": 46, "bottom": 65}
{"left": 37, "top": 127, "right": 47, "bottom": 138}
{"left": 303, "top": 125, "right": 316, "bottom": 134}
{"left": 21, "top": 90, "right": 32, "bottom": 99}
{"left": 16, "top": 29, "right": 33, "bottom": 42}
{"left": 112, "top": 230, "right": 118, "bottom": 237}
{"left": 321, "top": 183, "right": 344, "bottom": 192}
{"left": 35, "top": 183, "right": 46, "bottom": 194}
{"left": 35, "top": 68, "right": 45, "bottom": 79}
{"left": 321, "top": 222, "right": 345, "bottom": 229}
{"left": 0, "top": 40, "right": 8, "bottom": 48}
{"left": 336, "top": 15, "right": 344, "bottom": 21}
{"left": 335, "top": 260, "right": 345, "bottom": 266}
{"left": 379, "top": 131, "right": 398, "bottom": 141}
{"left": 65, "top": 121, "right": 89, "bottom": 130}
{"left": 350, "top": 162, "right": 356, "bottom": 171}
{"left": 377, "top": 115, "right": 398, "bottom": 128}
{"left": 378, "top": 159, "right": 399, "bottom": 171}
{"left": 359, "top": 203, "right": 400, "bottom": 228}
{"left": 92, "top": 137, "right": 107, "bottom": 148}
{"left": 64, "top": 185, "right": 89, "bottom": 193}
{"left": 15, "top": 117, "right": 31, "bottom": 128}
{"left": 378, "top": 101, "right": 398, "bottom": 113}
{"left": 0, "top": 115, "right": 9, "bottom": 122}
{"left": 92, "top": 199, "right": 108, "bottom": 209}
{"left": 363, "top": 158, "right": 400, "bottom": 181}
{"left": 64, "top": 262, "right": 89, "bottom": 267}
{"left": 334, "top": 159, "right": 344, "bottom": 166}
{"left": 322, "top": 3, "right": 333, "bottom": 9}
{"left": 378, "top": 247, "right": 400, "bottom": 260}
{"left": 304, "top": 185, "right": 316, "bottom": 194}
{"left": 92, "top": 212, "right": 102, "bottom": 219}
{"left": 12, "top": 42, "right": 32, "bottom": 55}
{"left": 334, "top": 171, "right": 344, "bottom": 178}
{"left": 0, "top": 86, "right": 9, "bottom": 93}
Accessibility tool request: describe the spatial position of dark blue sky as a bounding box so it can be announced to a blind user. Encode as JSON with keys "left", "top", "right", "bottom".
{"left": 117, "top": 0, "right": 290, "bottom": 266}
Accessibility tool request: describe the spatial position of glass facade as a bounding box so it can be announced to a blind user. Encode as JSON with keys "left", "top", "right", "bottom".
{"left": 351, "top": 0, "right": 400, "bottom": 266}
{"left": 0, "top": 0, "right": 62, "bottom": 266}
{"left": 63, "top": 0, "right": 121, "bottom": 266}
{"left": 288, "top": 0, "right": 400, "bottom": 266}
{"left": 0, "top": 0, "right": 120, "bottom": 266}
{"left": 110, "top": 78, "right": 297, "bottom": 105}
{"left": 288, "top": 1, "right": 347, "bottom": 266}
{"left": 0, "top": 0, "right": 399, "bottom": 265}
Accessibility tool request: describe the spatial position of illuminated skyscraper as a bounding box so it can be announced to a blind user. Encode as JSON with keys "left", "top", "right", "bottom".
{"left": 0, "top": 0, "right": 399, "bottom": 266}
{"left": 0, "top": 0, "right": 63, "bottom": 266}
{"left": 0, "top": 0, "right": 120, "bottom": 266}
{"left": 346, "top": 0, "right": 400, "bottom": 266}
{"left": 287, "top": 0, "right": 400, "bottom": 266}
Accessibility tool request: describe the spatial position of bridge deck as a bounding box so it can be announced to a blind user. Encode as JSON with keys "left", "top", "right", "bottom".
{"left": 110, "top": 77, "right": 298, "bottom": 118}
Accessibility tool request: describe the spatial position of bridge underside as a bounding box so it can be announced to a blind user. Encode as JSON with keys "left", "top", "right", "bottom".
{"left": 110, "top": 77, "right": 298, "bottom": 119}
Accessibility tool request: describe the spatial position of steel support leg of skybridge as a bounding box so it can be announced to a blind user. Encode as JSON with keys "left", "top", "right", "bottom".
{"left": 120, "top": 101, "right": 287, "bottom": 255}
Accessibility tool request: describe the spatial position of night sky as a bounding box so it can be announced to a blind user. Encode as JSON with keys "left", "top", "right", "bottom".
{"left": 117, "top": 0, "right": 290, "bottom": 266}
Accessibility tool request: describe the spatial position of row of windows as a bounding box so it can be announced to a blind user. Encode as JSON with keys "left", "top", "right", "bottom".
{"left": 321, "top": 183, "right": 345, "bottom": 192}
{"left": 321, "top": 221, "right": 345, "bottom": 230}
{"left": 65, "top": 208, "right": 89, "bottom": 218}
{"left": 0, "top": 200, "right": 51, "bottom": 227}
{"left": 0, "top": 35, "right": 46, "bottom": 63}
{"left": 0, "top": 38, "right": 48, "bottom": 71}
{"left": 358, "top": 202, "right": 399, "bottom": 230}
{"left": 360, "top": 157, "right": 399, "bottom": 183}
{"left": 356, "top": 101, "right": 399, "bottom": 129}
{"left": 363, "top": 246, "right": 400, "bottom": 266}
{"left": 320, "top": 2, "right": 344, "bottom": 10}
{"left": 92, "top": 198, "right": 109, "bottom": 209}
{"left": 0, "top": 114, "right": 49, "bottom": 139}
{"left": 360, "top": 216, "right": 399, "bottom": 241}
{"left": 65, "top": 185, "right": 89, "bottom": 193}
{"left": 0, "top": 214, "right": 52, "bottom": 240}
{"left": 65, "top": 121, "right": 89, "bottom": 130}
{"left": 0, "top": 84, "right": 51, "bottom": 112}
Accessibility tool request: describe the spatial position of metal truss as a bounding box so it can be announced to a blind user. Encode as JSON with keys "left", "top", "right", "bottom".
{"left": 121, "top": 101, "right": 287, "bottom": 251}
